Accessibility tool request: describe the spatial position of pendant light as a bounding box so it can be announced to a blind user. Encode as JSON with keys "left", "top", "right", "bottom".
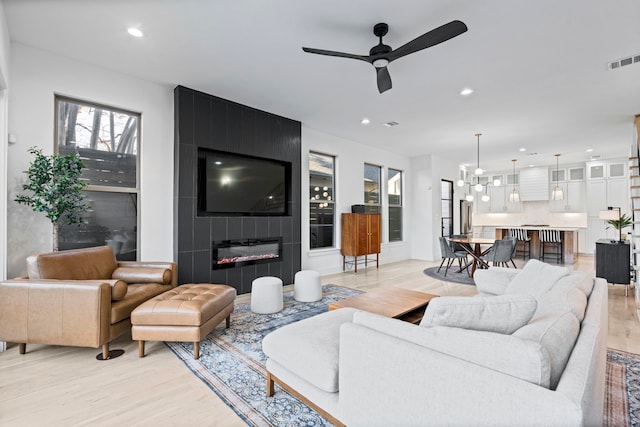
{"left": 465, "top": 183, "right": 474, "bottom": 201}
{"left": 508, "top": 159, "right": 520, "bottom": 203}
{"left": 481, "top": 185, "right": 490, "bottom": 202}
{"left": 473, "top": 133, "right": 483, "bottom": 176}
{"left": 551, "top": 153, "right": 564, "bottom": 201}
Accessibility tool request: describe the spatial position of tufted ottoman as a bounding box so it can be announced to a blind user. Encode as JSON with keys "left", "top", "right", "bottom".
{"left": 131, "top": 283, "right": 236, "bottom": 359}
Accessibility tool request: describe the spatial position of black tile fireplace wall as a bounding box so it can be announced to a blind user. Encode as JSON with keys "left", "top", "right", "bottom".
{"left": 174, "top": 86, "right": 302, "bottom": 294}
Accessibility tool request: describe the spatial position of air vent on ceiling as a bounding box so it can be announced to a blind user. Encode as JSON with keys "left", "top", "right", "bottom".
{"left": 608, "top": 54, "right": 640, "bottom": 70}
{"left": 384, "top": 121, "right": 399, "bottom": 127}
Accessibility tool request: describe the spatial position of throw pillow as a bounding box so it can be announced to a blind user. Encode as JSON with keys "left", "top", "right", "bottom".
{"left": 505, "top": 259, "right": 569, "bottom": 297}
{"left": 420, "top": 294, "right": 538, "bottom": 334}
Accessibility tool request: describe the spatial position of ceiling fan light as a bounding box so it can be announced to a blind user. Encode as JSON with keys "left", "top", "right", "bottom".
{"left": 372, "top": 58, "right": 389, "bottom": 67}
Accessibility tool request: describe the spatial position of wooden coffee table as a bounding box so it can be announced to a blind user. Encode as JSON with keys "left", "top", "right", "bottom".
{"left": 328, "top": 287, "right": 438, "bottom": 324}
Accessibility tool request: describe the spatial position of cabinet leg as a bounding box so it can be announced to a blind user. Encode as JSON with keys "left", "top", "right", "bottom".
{"left": 354, "top": 256, "right": 358, "bottom": 273}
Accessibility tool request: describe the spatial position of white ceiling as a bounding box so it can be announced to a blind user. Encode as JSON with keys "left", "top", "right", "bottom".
{"left": 4, "top": 0, "right": 640, "bottom": 172}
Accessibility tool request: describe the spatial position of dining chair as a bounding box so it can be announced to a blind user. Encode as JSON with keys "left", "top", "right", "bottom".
{"left": 481, "top": 239, "right": 516, "bottom": 268}
{"left": 438, "top": 236, "right": 470, "bottom": 277}
{"left": 501, "top": 236, "right": 518, "bottom": 268}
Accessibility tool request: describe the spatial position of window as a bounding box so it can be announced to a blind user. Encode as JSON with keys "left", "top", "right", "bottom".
{"left": 388, "top": 168, "right": 403, "bottom": 242}
{"left": 55, "top": 96, "right": 140, "bottom": 260}
{"left": 441, "top": 180, "right": 453, "bottom": 237}
{"left": 309, "top": 152, "right": 335, "bottom": 249}
{"left": 364, "top": 163, "right": 381, "bottom": 213}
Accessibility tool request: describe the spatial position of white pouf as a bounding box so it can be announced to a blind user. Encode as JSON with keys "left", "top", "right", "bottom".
{"left": 251, "top": 276, "right": 284, "bottom": 314}
{"left": 294, "top": 270, "right": 322, "bottom": 302}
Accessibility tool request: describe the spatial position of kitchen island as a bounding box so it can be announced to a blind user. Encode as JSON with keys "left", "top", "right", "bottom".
{"left": 495, "top": 226, "right": 580, "bottom": 264}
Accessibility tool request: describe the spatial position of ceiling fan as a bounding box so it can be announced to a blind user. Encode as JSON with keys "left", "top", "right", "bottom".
{"left": 302, "top": 20, "right": 468, "bottom": 93}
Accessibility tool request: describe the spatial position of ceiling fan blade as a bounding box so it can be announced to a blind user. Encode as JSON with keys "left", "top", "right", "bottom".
{"left": 388, "top": 20, "right": 467, "bottom": 62}
{"left": 302, "top": 47, "right": 369, "bottom": 62}
{"left": 376, "top": 66, "right": 392, "bottom": 93}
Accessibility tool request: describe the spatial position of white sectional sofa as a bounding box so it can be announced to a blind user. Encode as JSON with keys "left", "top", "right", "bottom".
{"left": 262, "top": 260, "right": 608, "bottom": 426}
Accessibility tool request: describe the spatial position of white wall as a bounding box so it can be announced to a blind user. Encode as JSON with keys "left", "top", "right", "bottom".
{"left": 6, "top": 43, "right": 174, "bottom": 277}
{"left": 302, "top": 126, "right": 412, "bottom": 275}
{"left": 410, "top": 154, "right": 465, "bottom": 261}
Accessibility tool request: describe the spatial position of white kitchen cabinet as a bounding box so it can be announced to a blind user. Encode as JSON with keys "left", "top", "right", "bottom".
{"left": 489, "top": 185, "right": 504, "bottom": 212}
{"left": 586, "top": 180, "right": 607, "bottom": 216}
{"left": 607, "top": 178, "right": 629, "bottom": 210}
{"left": 519, "top": 167, "right": 549, "bottom": 201}
{"left": 587, "top": 162, "right": 605, "bottom": 180}
{"left": 549, "top": 181, "right": 586, "bottom": 212}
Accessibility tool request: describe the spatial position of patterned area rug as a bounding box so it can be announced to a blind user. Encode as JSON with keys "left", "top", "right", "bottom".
{"left": 167, "top": 285, "right": 636, "bottom": 427}
{"left": 605, "top": 349, "right": 640, "bottom": 427}
{"left": 423, "top": 266, "right": 475, "bottom": 285}
{"left": 165, "top": 285, "right": 362, "bottom": 427}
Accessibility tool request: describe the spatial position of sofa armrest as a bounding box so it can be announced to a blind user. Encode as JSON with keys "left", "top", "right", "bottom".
{"left": 473, "top": 266, "right": 519, "bottom": 295}
{"left": 338, "top": 323, "right": 583, "bottom": 427}
{"left": 116, "top": 261, "right": 177, "bottom": 287}
{"left": 0, "top": 279, "right": 111, "bottom": 348}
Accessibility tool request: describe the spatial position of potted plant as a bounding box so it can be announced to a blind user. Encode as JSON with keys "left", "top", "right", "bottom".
{"left": 606, "top": 213, "right": 633, "bottom": 242}
{"left": 15, "top": 147, "right": 90, "bottom": 251}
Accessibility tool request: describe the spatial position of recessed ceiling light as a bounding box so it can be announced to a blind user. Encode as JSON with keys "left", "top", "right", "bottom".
{"left": 519, "top": 148, "right": 526, "bottom": 152}
{"left": 127, "top": 27, "right": 144, "bottom": 38}
{"left": 383, "top": 121, "right": 399, "bottom": 127}
{"left": 460, "top": 87, "right": 474, "bottom": 96}
{"left": 529, "top": 164, "right": 535, "bottom": 168}
{"left": 586, "top": 148, "right": 593, "bottom": 152}
{"left": 361, "top": 118, "right": 370, "bottom": 125}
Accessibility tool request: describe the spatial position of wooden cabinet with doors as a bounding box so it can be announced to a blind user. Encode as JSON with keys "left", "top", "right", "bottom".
{"left": 341, "top": 213, "right": 381, "bottom": 272}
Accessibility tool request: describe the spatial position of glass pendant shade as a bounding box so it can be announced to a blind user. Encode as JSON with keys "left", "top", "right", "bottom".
{"left": 552, "top": 154, "right": 564, "bottom": 200}
{"left": 551, "top": 185, "right": 564, "bottom": 201}
{"left": 509, "top": 159, "right": 520, "bottom": 203}
{"left": 475, "top": 183, "right": 483, "bottom": 192}
{"left": 482, "top": 193, "right": 490, "bottom": 202}
{"left": 474, "top": 167, "right": 483, "bottom": 176}
{"left": 509, "top": 188, "right": 520, "bottom": 203}
{"left": 457, "top": 179, "right": 465, "bottom": 187}
{"left": 493, "top": 178, "right": 501, "bottom": 186}
{"left": 465, "top": 193, "right": 474, "bottom": 201}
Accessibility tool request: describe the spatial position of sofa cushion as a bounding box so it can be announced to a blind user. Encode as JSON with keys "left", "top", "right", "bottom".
{"left": 513, "top": 310, "right": 580, "bottom": 389}
{"left": 354, "top": 311, "right": 551, "bottom": 388}
{"left": 262, "top": 308, "right": 358, "bottom": 393}
{"left": 112, "top": 266, "right": 172, "bottom": 285}
{"left": 420, "top": 294, "right": 537, "bottom": 335}
{"left": 554, "top": 271, "right": 594, "bottom": 298}
{"left": 473, "top": 267, "right": 520, "bottom": 296}
{"left": 505, "top": 259, "right": 569, "bottom": 297}
{"left": 26, "top": 246, "right": 117, "bottom": 280}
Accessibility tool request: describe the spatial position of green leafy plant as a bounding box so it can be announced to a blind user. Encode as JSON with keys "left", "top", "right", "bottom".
{"left": 606, "top": 213, "right": 633, "bottom": 231}
{"left": 15, "top": 147, "right": 90, "bottom": 251}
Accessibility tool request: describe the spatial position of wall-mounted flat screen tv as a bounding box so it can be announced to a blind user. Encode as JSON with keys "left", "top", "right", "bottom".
{"left": 197, "top": 148, "right": 291, "bottom": 216}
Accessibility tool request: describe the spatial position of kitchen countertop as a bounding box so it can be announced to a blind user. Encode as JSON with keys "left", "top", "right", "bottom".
{"left": 483, "top": 226, "right": 583, "bottom": 231}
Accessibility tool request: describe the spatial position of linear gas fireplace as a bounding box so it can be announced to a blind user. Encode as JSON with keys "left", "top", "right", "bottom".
{"left": 212, "top": 237, "right": 282, "bottom": 270}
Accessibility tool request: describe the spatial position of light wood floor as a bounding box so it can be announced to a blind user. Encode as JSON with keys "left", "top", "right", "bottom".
{"left": 1, "top": 256, "right": 638, "bottom": 426}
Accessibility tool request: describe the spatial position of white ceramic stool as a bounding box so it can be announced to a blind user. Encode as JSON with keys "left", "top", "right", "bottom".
{"left": 294, "top": 270, "right": 322, "bottom": 302}
{"left": 251, "top": 276, "right": 283, "bottom": 314}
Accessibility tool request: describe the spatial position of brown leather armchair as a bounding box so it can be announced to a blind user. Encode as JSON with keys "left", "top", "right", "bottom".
{"left": 0, "top": 246, "right": 177, "bottom": 359}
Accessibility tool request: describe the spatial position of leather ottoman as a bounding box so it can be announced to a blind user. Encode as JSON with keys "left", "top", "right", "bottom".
{"left": 131, "top": 283, "right": 236, "bottom": 359}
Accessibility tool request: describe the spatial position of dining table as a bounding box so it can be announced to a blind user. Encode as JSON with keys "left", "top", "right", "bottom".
{"left": 449, "top": 237, "right": 496, "bottom": 277}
